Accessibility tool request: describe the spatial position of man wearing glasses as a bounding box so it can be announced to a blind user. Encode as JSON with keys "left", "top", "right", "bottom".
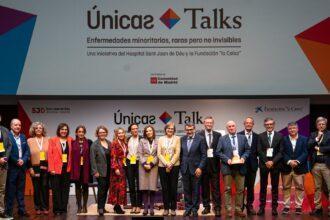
{"left": 257, "top": 117, "right": 284, "bottom": 216}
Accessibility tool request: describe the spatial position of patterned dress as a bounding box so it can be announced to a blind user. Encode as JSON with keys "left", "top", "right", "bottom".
{"left": 108, "top": 140, "right": 127, "bottom": 205}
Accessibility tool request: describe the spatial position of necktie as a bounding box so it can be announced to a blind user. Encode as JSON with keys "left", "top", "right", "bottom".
{"left": 208, "top": 133, "right": 212, "bottom": 148}
{"left": 268, "top": 132, "right": 272, "bottom": 145}
{"left": 187, "top": 137, "right": 193, "bottom": 152}
{"left": 248, "top": 133, "right": 252, "bottom": 146}
{"left": 231, "top": 135, "right": 236, "bottom": 150}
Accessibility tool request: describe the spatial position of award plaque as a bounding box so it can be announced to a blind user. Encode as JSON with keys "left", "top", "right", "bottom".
{"left": 231, "top": 155, "right": 243, "bottom": 164}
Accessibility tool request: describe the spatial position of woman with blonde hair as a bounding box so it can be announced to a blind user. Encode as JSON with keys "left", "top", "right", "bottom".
{"left": 27, "top": 122, "right": 50, "bottom": 215}
{"left": 157, "top": 122, "right": 180, "bottom": 216}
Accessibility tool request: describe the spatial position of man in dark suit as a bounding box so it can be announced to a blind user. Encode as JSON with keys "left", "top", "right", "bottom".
{"left": 238, "top": 117, "right": 259, "bottom": 215}
{"left": 308, "top": 117, "right": 330, "bottom": 217}
{"left": 5, "top": 119, "right": 30, "bottom": 218}
{"left": 216, "top": 120, "right": 250, "bottom": 217}
{"left": 281, "top": 122, "right": 308, "bottom": 215}
{"left": 0, "top": 114, "right": 12, "bottom": 218}
{"left": 198, "top": 116, "right": 221, "bottom": 216}
{"left": 257, "top": 117, "right": 284, "bottom": 216}
{"left": 180, "top": 123, "right": 207, "bottom": 217}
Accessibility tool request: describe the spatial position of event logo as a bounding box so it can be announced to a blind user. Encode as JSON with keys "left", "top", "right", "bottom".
{"left": 114, "top": 110, "right": 156, "bottom": 125}
{"left": 87, "top": 6, "right": 242, "bottom": 30}
{"left": 159, "top": 111, "right": 172, "bottom": 124}
{"left": 159, "top": 8, "right": 180, "bottom": 29}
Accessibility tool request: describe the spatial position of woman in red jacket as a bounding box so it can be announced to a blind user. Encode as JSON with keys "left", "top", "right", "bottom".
{"left": 108, "top": 127, "right": 127, "bottom": 214}
{"left": 48, "top": 123, "right": 73, "bottom": 216}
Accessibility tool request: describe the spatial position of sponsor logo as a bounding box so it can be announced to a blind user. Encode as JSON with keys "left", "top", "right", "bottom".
{"left": 255, "top": 105, "right": 304, "bottom": 113}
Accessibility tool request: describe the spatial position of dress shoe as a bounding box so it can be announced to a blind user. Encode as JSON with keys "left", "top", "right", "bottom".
{"left": 202, "top": 207, "right": 210, "bottom": 214}
{"left": 18, "top": 211, "right": 30, "bottom": 217}
{"left": 82, "top": 206, "right": 88, "bottom": 213}
{"left": 163, "top": 209, "right": 169, "bottom": 216}
{"left": 98, "top": 209, "right": 104, "bottom": 216}
{"left": 272, "top": 209, "right": 278, "bottom": 216}
{"left": 115, "top": 205, "right": 125, "bottom": 214}
{"left": 282, "top": 207, "right": 290, "bottom": 215}
{"left": 0, "top": 213, "right": 13, "bottom": 219}
{"left": 150, "top": 209, "right": 154, "bottom": 216}
{"left": 295, "top": 208, "right": 302, "bottom": 215}
{"left": 192, "top": 211, "right": 198, "bottom": 217}
{"left": 310, "top": 208, "right": 322, "bottom": 216}
{"left": 257, "top": 208, "right": 265, "bottom": 215}
{"left": 214, "top": 209, "right": 221, "bottom": 217}
{"left": 143, "top": 209, "right": 148, "bottom": 216}
{"left": 235, "top": 210, "right": 246, "bottom": 217}
{"left": 247, "top": 207, "right": 256, "bottom": 215}
{"left": 170, "top": 210, "right": 176, "bottom": 216}
{"left": 183, "top": 210, "right": 191, "bottom": 217}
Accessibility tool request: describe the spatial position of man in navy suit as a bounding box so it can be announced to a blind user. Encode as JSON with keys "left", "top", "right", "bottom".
{"left": 5, "top": 119, "right": 30, "bottom": 218}
{"left": 180, "top": 122, "right": 207, "bottom": 217}
{"left": 238, "top": 117, "right": 259, "bottom": 215}
{"left": 198, "top": 116, "right": 221, "bottom": 216}
{"left": 216, "top": 120, "right": 250, "bottom": 217}
{"left": 281, "top": 121, "right": 308, "bottom": 215}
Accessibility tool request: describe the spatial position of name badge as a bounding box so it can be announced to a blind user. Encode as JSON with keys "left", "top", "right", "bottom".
{"left": 62, "top": 154, "right": 68, "bottom": 163}
{"left": 207, "top": 148, "right": 214, "bottom": 158}
{"left": 0, "top": 142, "right": 5, "bottom": 153}
{"left": 80, "top": 156, "right": 84, "bottom": 166}
{"left": 266, "top": 148, "right": 273, "bottom": 157}
{"left": 123, "top": 158, "right": 127, "bottom": 166}
{"left": 317, "top": 147, "right": 324, "bottom": 156}
{"left": 39, "top": 151, "right": 46, "bottom": 161}
{"left": 130, "top": 155, "right": 137, "bottom": 164}
{"left": 165, "top": 153, "right": 171, "bottom": 162}
{"left": 147, "top": 155, "right": 154, "bottom": 164}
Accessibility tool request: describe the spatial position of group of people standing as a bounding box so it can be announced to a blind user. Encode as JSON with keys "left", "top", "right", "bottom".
{"left": 0, "top": 114, "right": 329, "bottom": 218}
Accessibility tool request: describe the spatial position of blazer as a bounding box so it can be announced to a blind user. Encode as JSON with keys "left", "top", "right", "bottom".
{"left": 0, "top": 126, "right": 12, "bottom": 169}
{"left": 157, "top": 135, "right": 181, "bottom": 167}
{"left": 138, "top": 138, "right": 158, "bottom": 166}
{"left": 238, "top": 130, "right": 259, "bottom": 172}
{"left": 308, "top": 130, "right": 330, "bottom": 168}
{"left": 180, "top": 134, "right": 207, "bottom": 175}
{"left": 282, "top": 135, "right": 308, "bottom": 175}
{"left": 216, "top": 133, "right": 250, "bottom": 175}
{"left": 90, "top": 139, "right": 111, "bottom": 177}
{"left": 48, "top": 136, "right": 73, "bottom": 174}
{"left": 198, "top": 130, "right": 221, "bottom": 172}
{"left": 8, "top": 132, "right": 30, "bottom": 170}
{"left": 257, "top": 131, "right": 284, "bottom": 170}
{"left": 70, "top": 138, "right": 92, "bottom": 184}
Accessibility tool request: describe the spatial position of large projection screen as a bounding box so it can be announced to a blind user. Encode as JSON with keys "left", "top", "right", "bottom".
{"left": 1, "top": 0, "right": 329, "bottom": 95}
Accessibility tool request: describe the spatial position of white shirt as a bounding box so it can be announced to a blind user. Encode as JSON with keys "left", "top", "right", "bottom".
{"left": 230, "top": 133, "right": 239, "bottom": 156}
{"left": 245, "top": 130, "right": 253, "bottom": 146}
{"left": 11, "top": 131, "right": 22, "bottom": 159}
{"left": 204, "top": 130, "right": 213, "bottom": 148}
{"left": 289, "top": 135, "right": 298, "bottom": 151}
{"left": 267, "top": 131, "right": 274, "bottom": 146}
{"left": 127, "top": 136, "right": 139, "bottom": 159}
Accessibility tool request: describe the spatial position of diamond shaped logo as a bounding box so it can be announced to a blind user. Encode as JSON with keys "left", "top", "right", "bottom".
{"left": 160, "top": 8, "right": 180, "bottom": 29}
{"left": 159, "top": 111, "right": 172, "bottom": 124}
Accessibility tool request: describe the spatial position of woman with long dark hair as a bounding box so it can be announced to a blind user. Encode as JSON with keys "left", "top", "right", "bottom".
{"left": 70, "top": 125, "right": 92, "bottom": 213}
